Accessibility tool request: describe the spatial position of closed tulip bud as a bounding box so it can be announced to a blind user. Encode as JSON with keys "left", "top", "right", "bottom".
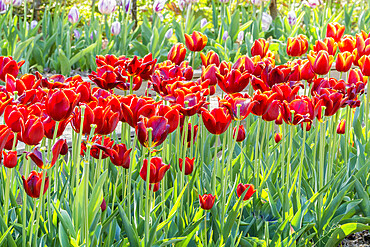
{"left": 30, "top": 20, "right": 38, "bottom": 29}
{"left": 337, "top": 119, "right": 345, "bottom": 134}
{"left": 111, "top": 21, "right": 121, "bottom": 36}
{"left": 251, "top": 38, "right": 269, "bottom": 58}
{"left": 200, "top": 18, "right": 207, "bottom": 29}
{"left": 233, "top": 125, "right": 246, "bottom": 142}
{"left": 140, "top": 157, "right": 170, "bottom": 183}
{"left": 165, "top": 28, "right": 173, "bottom": 39}
{"left": 236, "top": 183, "right": 256, "bottom": 200}
{"left": 199, "top": 194, "right": 215, "bottom": 210}
{"left": 3, "top": 150, "right": 17, "bottom": 168}
{"left": 326, "top": 22, "right": 345, "bottom": 43}
{"left": 358, "top": 55, "right": 370, "bottom": 76}
{"left": 100, "top": 198, "right": 107, "bottom": 212}
{"left": 274, "top": 133, "right": 282, "bottom": 143}
{"left": 261, "top": 12, "right": 272, "bottom": 32}
{"left": 237, "top": 30, "right": 244, "bottom": 43}
{"left": 307, "top": 50, "right": 334, "bottom": 75}
{"left": 12, "top": 0, "right": 22, "bottom": 7}
{"left": 153, "top": 0, "right": 166, "bottom": 12}
{"left": 98, "top": 0, "right": 116, "bottom": 15}
{"left": 335, "top": 52, "right": 353, "bottom": 72}
{"left": 338, "top": 35, "right": 356, "bottom": 53}
{"left": 168, "top": 43, "right": 187, "bottom": 65}
{"left": 179, "top": 157, "right": 195, "bottom": 175}
{"left": 286, "top": 35, "right": 308, "bottom": 57}
{"left": 287, "top": 10, "right": 297, "bottom": 26}
{"left": 22, "top": 171, "right": 49, "bottom": 198}
{"left": 68, "top": 6, "right": 79, "bottom": 24}
{"left": 74, "top": 29, "right": 81, "bottom": 39}
{"left": 184, "top": 31, "right": 208, "bottom": 52}
{"left": 222, "top": 31, "right": 228, "bottom": 42}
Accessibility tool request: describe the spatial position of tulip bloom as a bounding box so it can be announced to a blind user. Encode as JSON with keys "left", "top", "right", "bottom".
{"left": 219, "top": 94, "right": 254, "bottom": 120}
{"left": 68, "top": 6, "right": 79, "bottom": 24}
{"left": 19, "top": 116, "right": 44, "bottom": 146}
{"left": 98, "top": 0, "right": 116, "bottom": 15}
{"left": 136, "top": 116, "right": 170, "bottom": 148}
{"left": 5, "top": 74, "right": 40, "bottom": 95}
{"left": 199, "top": 194, "right": 215, "bottom": 210}
{"left": 95, "top": 143, "right": 131, "bottom": 168}
{"left": 89, "top": 65, "right": 121, "bottom": 90}
{"left": 251, "top": 90, "right": 277, "bottom": 116}
{"left": 45, "top": 89, "right": 80, "bottom": 122}
{"left": 121, "top": 95, "right": 157, "bottom": 127}
{"left": 94, "top": 105, "right": 120, "bottom": 136}
{"left": 22, "top": 171, "right": 49, "bottom": 198}
{"left": 71, "top": 103, "right": 95, "bottom": 135}
{"left": 85, "top": 135, "right": 115, "bottom": 159}
{"left": 337, "top": 119, "right": 346, "bottom": 134}
{"left": 286, "top": 35, "right": 308, "bottom": 57}
{"left": 179, "top": 157, "right": 195, "bottom": 175}
{"left": 358, "top": 55, "right": 370, "bottom": 76}
{"left": 173, "top": 91, "right": 206, "bottom": 117}
{"left": 0, "top": 56, "right": 24, "bottom": 82}
{"left": 251, "top": 38, "right": 269, "bottom": 58}
{"left": 335, "top": 52, "right": 353, "bottom": 72}
{"left": 279, "top": 96, "right": 317, "bottom": 125}
{"left": 233, "top": 125, "right": 246, "bottom": 142}
{"left": 111, "top": 21, "right": 121, "bottom": 36}
{"left": 140, "top": 157, "right": 170, "bottom": 183}
{"left": 313, "top": 38, "right": 337, "bottom": 56}
{"left": 307, "top": 50, "right": 334, "bottom": 75}
{"left": 2, "top": 150, "right": 17, "bottom": 168}
{"left": 201, "top": 107, "right": 231, "bottom": 135}
{"left": 274, "top": 133, "right": 282, "bottom": 143}
{"left": 201, "top": 64, "right": 221, "bottom": 86}
{"left": 200, "top": 50, "right": 220, "bottom": 67}
{"left": 26, "top": 139, "right": 67, "bottom": 169}
{"left": 184, "top": 31, "right": 208, "bottom": 52}
{"left": 42, "top": 116, "right": 71, "bottom": 140}
{"left": 338, "top": 35, "right": 356, "bottom": 53}
{"left": 236, "top": 183, "right": 256, "bottom": 200}
{"left": 167, "top": 43, "right": 186, "bottom": 65}
{"left": 217, "top": 69, "right": 252, "bottom": 94}
{"left": 326, "top": 22, "right": 345, "bottom": 42}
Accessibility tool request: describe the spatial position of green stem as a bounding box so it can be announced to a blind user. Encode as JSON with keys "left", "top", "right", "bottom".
{"left": 22, "top": 145, "right": 31, "bottom": 247}
{"left": 145, "top": 128, "right": 153, "bottom": 245}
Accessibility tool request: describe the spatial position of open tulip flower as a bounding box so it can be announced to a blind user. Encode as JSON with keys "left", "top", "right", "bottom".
{"left": 140, "top": 157, "right": 170, "bottom": 183}
{"left": 173, "top": 91, "right": 207, "bottom": 117}
{"left": 6, "top": 74, "right": 40, "bottom": 95}
{"left": 179, "top": 157, "right": 195, "bottom": 175}
{"left": 2, "top": 150, "right": 17, "bottom": 168}
{"left": 279, "top": 96, "right": 319, "bottom": 125}
{"left": 326, "top": 22, "right": 345, "bottom": 42}
{"left": 121, "top": 95, "right": 157, "bottom": 127}
{"left": 313, "top": 37, "right": 338, "bottom": 56}
{"left": 22, "top": 171, "right": 49, "bottom": 198}
{"left": 217, "top": 69, "right": 252, "bottom": 94}
{"left": 88, "top": 135, "right": 115, "bottom": 159}
{"left": 95, "top": 143, "right": 132, "bottom": 168}
{"left": 201, "top": 107, "right": 231, "bottom": 135}
{"left": 219, "top": 93, "right": 255, "bottom": 120}
{"left": 0, "top": 56, "right": 24, "bottom": 82}
{"left": 89, "top": 65, "right": 123, "bottom": 90}
{"left": 26, "top": 139, "right": 67, "bottom": 169}
{"left": 307, "top": 50, "right": 334, "bottom": 75}
{"left": 168, "top": 43, "right": 187, "bottom": 65}
{"left": 125, "top": 54, "right": 157, "bottom": 79}
{"left": 251, "top": 90, "right": 277, "bottom": 116}
{"left": 199, "top": 194, "right": 215, "bottom": 210}
{"left": 93, "top": 104, "right": 120, "bottom": 135}
{"left": 184, "top": 31, "right": 208, "bottom": 52}
{"left": 45, "top": 88, "right": 80, "bottom": 122}
{"left": 236, "top": 183, "right": 256, "bottom": 201}
{"left": 200, "top": 50, "right": 220, "bottom": 67}
{"left": 136, "top": 116, "right": 170, "bottom": 148}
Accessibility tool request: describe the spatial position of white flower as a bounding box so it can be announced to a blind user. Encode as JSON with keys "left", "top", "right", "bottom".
{"left": 287, "top": 10, "right": 297, "bottom": 26}
{"left": 261, "top": 12, "right": 272, "bottom": 32}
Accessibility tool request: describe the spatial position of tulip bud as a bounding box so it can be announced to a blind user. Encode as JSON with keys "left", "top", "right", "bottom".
{"left": 12, "top": 0, "right": 22, "bottom": 7}
{"left": 274, "top": 133, "right": 282, "bottom": 143}
{"left": 111, "top": 21, "right": 121, "bottom": 36}
{"left": 100, "top": 198, "right": 107, "bottom": 212}
{"left": 184, "top": 31, "right": 208, "bottom": 52}
{"left": 98, "top": 0, "right": 116, "bottom": 15}
{"left": 68, "top": 6, "right": 79, "bottom": 24}
{"left": 22, "top": 171, "right": 49, "bottom": 198}
{"left": 125, "top": 0, "right": 130, "bottom": 12}
{"left": 90, "top": 30, "right": 97, "bottom": 40}
{"left": 74, "top": 29, "right": 81, "bottom": 39}
{"left": 233, "top": 125, "right": 246, "bottom": 142}
{"left": 287, "top": 10, "right": 297, "bottom": 26}
{"left": 30, "top": 20, "right": 38, "bottom": 29}
{"left": 0, "top": 0, "right": 8, "bottom": 13}
{"left": 153, "top": 0, "right": 166, "bottom": 13}
{"left": 261, "top": 12, "right": 272, "bottom": 32}
{"left": 179, "top": 157, "right": 195, "bottom": 175}
{"left": 337, "top": 119, "right": 346, "bottom": 134}
{"left": 167, "top": 43, "right": 187, "bottom": 65}
{"left": 222, "top": 31, "right": 229, "bottom": 42}
{"left": 165, "top": 28, "right": 173, "bottom": 39}
{"left": 200, "top": 18, "right": 207, "bottom": 29}
{"left": 335, "top": 52, "right": 353, "bottom": 73}
{"left": 326, "top": 22, "right": 345, "bottom": 43}
{"left": 199, "top": 194, "right": 215, "bottom": 210}
{"left": 307, "top": 50, "right": 334, "bottom": 75}
{"left": 236, "top": 183, "right": 256, "bottom": 200}
{"left": 3, "top": 150, "right": 17, "bottom": 168}
{"left": 237, "top": 31, "right": 244, "bottom": 43}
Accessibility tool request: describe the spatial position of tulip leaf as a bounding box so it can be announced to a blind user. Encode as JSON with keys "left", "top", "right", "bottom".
{"left": 13, "top": 34, "right": 42, "bottom": 61}
{"left": 69, "top": 43, "right": 97, "bottom": 66}
{"left": 354, "top": 178, "right": 370, "bottom": 217}
{"left": 0, "top": 226, "right": 12, "bottom": 246}
{"left": 117, "top": 203, "right": 140, "bottom": 247}
{"left": 58, "top": 222, "right": 70, "bottom": 247}
{"left": 59, "top": 49, "right": 71, "bottom": 76}
{"left": 88, "top": 170, "right": 108, "bottom": 225}
{"left": 326, "top": 223, "right": 370, "bottom": 247}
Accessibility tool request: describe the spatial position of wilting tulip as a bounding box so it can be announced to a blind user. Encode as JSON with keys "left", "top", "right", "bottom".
{"left": 26, "top": 139, "right": 67, "bottom": 169}
{"left": 168, "top": 43, "right": 187, "bottom": 65}
{"left": 326, "top": 22, "right": 345, "bottom": 42}
{"left": 337, "top": 119, "right": 346, "bottom": 134}
{"left": 236, "top": 183, "right": 256, "bottom": 200}
{"left": 45, "top": 89, "right": 80, "bottom": 122}
{"left": 251, "top": 38, "right": 269, "bottom": 58}
{"left": 2, "top": 150, "right": 17, "bottom": 168}
{"left": 95, "top": 143, "right": 131, "bottom": 168}
{"left": 98, "top": 0, "right": 116, "bottom": 15}
{"left": 140, "top": 157, "right": 170, "bottom": 183}
{"left": 20, "top": 116, "right": 44, "bottom": 146}
{"left": 136, "top": 116, "right": 170, "bottom": 148}
{"left": 111, "top": 21, "right": 121, "bottom": 36}
{"left": 201, "top": 107, "right": 231, "bottom": 135}
{"left": 0, "top": 56, "right": 24, "bottom": 82}
{"left": 184, "top": 31, "right": 208, "bottom": 52}
{"left": 101, "top": 198, "right": 107, "bottom": 212}
{"left": 179, "top": 157, "right": 195, "bottom": 175}
{"left": 200, "top": 50, "right": 220, "bottom": 67}
{"left": 199, "top": 194, "right": 215, "bottom": 210}
{"left": 68, "top": 6, "right": 79, "bottom": 24}
{"left": 338, "top": 35, "right": 356, "bottom": 53}
{"left": 274, "top": 133, "right": 282, "bottom": 143}
{"left": 286, "top": 35, "right": 308, "bottom": 57}
{"left": 358, "top": 55, "right": 370, "bottom": 76}
{"left": 307, "top": 50, "right": 334, "bottom": 75}
{"left": 233, "top": 125, "right": 246, "bottom": 142}
{"left": 22, "top": 171, "right": 49, "bottom": 198}
{"left": 335, "top": 52, "right": 353, "bottom": 72}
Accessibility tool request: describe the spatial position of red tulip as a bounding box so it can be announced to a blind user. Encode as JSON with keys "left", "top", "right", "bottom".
{"left": 149, "top": 182, "right": 160, "bottom": 192}
{"left": 22, "top": 171, "right": 49, "bottom": 198}
{"left": 2, "top": 150, "right": 17, "bottom": 168}
{"left": 88, "top": 135, "right": 115, "bottom": 159}
{"left": 19, "top": 116, "right": 44, "bottom": 146}
{"left": 233, "top": 125, "right": 246, "bottom": 142}
{"left": 179, "top": 157, "right": 195, "bottom": 175}
{"left": 262, "top": 100, "right": 280, "bottom": 122}
{"left": 299, "top": 59, "right": 316, "bottom": 82}
{"left": 95, "top": 143, "right": 131, "bottom": 168}
{"left": 199, "top": 194, "right": 215, "bottom": 210}
{"left": 317, "top": 91, "right": 345, "bottom": 117}
{"left": 326, "top": 22, "right": 345, "bottom": 42}
{"left": 71, "top": 103, "right": 96, "bottom": 135}
{"left": 236, "top": 183, "right": 255, "bottom": 201}
{"left": 136, "top": 116, "right": 170, "bottom": 148}
{"left": 201, "top": 107, "right": 231, "bottom": 135}
{"left": 251, "top": 38, "right": 269, "bottom": 58}
{"left": 0, "top": 56, "right": 24, "bottom": 82}
{"left": 67, "top": 77, "right": 92, "bottom": 103}
{"left": 274, "top": 133, "right": 282, "bottom": 143}
{"left": 307, "top": 50, "right": 334, "bottom": 75}
{"left": 251, "top": 90, "right": 277, "bottom": 116}
{"left": 200, "top": 50, "right": 220, "bottom": 67}
{"left": 95, "top": 54, "right": 127, "bottom": 68}
{"left": 126, "top": 54, "right": 157, "bottom": 80}
{"left": 184, "top": 31, "right": 208, "bottom": 52}
{"left": 4, "top": 105, "right": 28, "bottom": 133}
{"left": 338, "top": 35, "right": 356, "bottom": 53}
{"left": 140, "top": 157, "right": 170, "bottom": 183}
{"left": 45, "top": 89, "right": 80, "bottom": 122}
{"left": 89, "top": 65, "right": 122, "bottom": 90}
{"left": 201, "top": 64, "right": 221, "bottom": 86}
{"left": 101, "top": 198, "right": 107, "bottom": 212}
{"left": 121, "top": 95, "right": 157, "bottom": 127}
{"left": 168, "top": 43, "right": 187, "bottom": 65}
{"left": 272, "top": 83, "right": 300, "bottom": 103}
{"left": 4, "top": 131, "right": 17, "bottom": 151}
{"left": 26, "top": 139, "right": 67, "bottom": 169}
{"left": 337, "top": 119, "right": 346, "bottom": 134}
{"left": 335, "top": 52, "right": 353, "bottom": 72}
{"left": 173, "top": 91, "right": 207, "bottom": 117}
{"left": 313, "top": 38, "right": 337, "bottom": 56}
{"left": 347, "top": 69, "right": 365, "bottom": 86}
{"left": 279, "top": 96, "right": 316, "bottom": 125}
{"left": 94, "top": 105, "right": 120, "bottom": 136}
{"left": 358, "top": 55, "right": 370, "bottom": 76}
{"left": 286, "top": 35, "right": 308, "bottom": 57}
{"left": 217, "top": 69, "right": 252, "bottom": 94}
{"left": 219, "top": 93, "right": 254, "bottom": 120}
{"left": 260, "top": 65, "right": 293, "bottom": 88}
{"left": 42, "top": 116, "right": 71, "bottom": 139}
{"left": 5, "top": 74, "right": 40, "bottom": 95}
{"left": 38, "top": 73, "right": 68, "bottom": 89}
